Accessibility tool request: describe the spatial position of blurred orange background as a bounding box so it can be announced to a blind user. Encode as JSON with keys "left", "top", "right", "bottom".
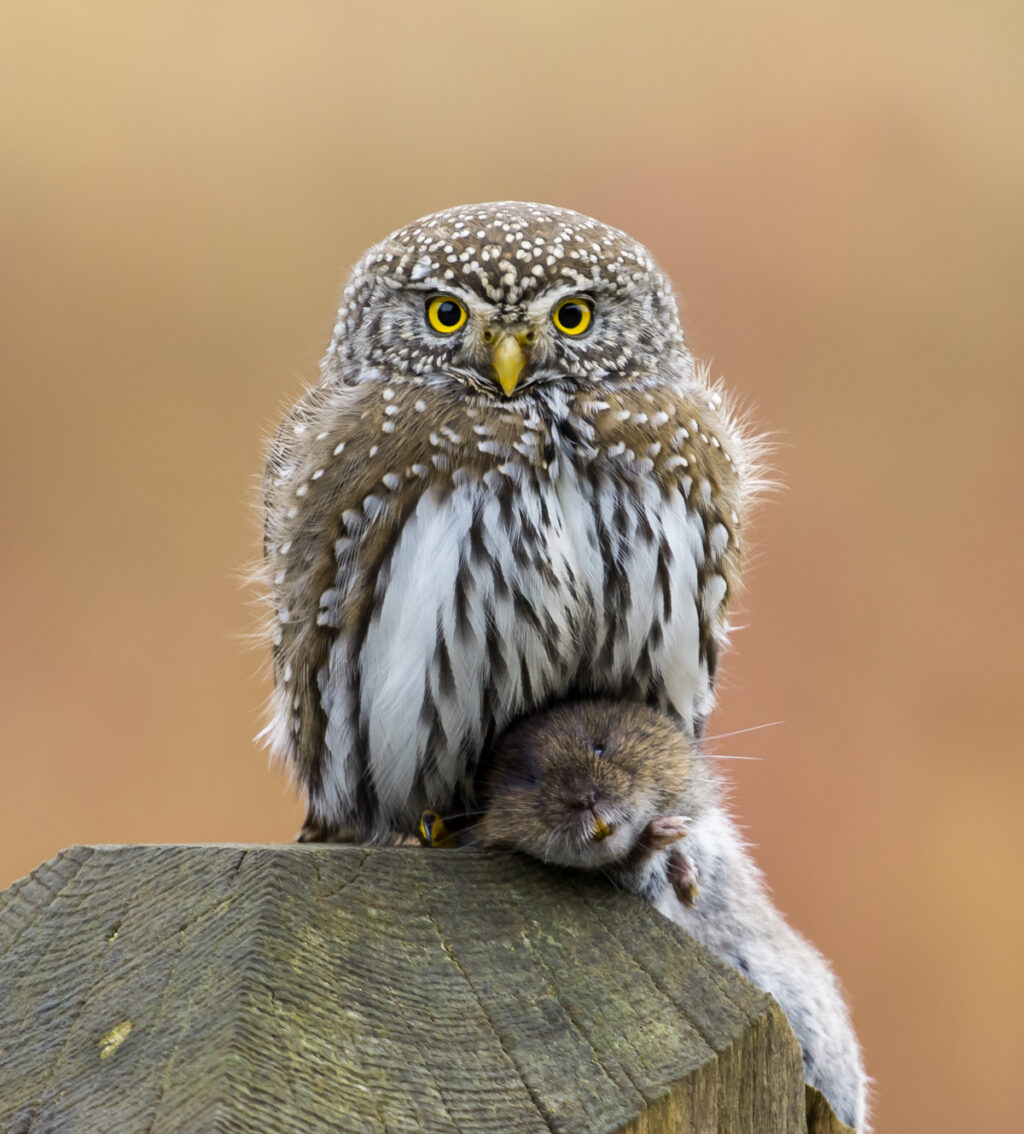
{"left": 2, "top": 3, "right": 1021, "bottom": 1130}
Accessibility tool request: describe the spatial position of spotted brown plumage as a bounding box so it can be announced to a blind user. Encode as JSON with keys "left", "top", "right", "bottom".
{"left": 261, "top": 202, "right": 763, "bottom": 842}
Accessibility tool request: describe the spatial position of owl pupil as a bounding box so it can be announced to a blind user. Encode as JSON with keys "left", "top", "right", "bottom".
{"left": 559, "top": 303, "right": 584, "bottom": 329}
{"left": 437, "top": 301, "right": 461, "bottom": 326}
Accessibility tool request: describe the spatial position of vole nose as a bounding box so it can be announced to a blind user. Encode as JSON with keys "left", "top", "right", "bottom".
{"left": 567, "top": 790, "right": 616, "bottom": 842}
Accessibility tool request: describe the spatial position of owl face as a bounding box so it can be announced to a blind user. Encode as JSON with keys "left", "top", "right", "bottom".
{"left": 328, "top": 202, "right": 688, "bottom": 400}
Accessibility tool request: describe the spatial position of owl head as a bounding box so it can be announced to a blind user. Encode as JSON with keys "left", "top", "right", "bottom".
{"left": 325, "top": 202, "right": 691, "bottom": 398}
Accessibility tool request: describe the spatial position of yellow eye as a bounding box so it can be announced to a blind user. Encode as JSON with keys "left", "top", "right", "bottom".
{"left": 552, "top": 297, "right": 592, "bottom": 336}
{"left": 426, "top": 295, "right": 468, "bottom": 334}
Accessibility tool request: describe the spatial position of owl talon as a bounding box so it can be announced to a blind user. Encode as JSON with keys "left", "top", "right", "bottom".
{"left": 297, "top": 818, "right": 359, "bottom": 844}
{"left": 418, "top": 810, "right": 459, "bottom": 848}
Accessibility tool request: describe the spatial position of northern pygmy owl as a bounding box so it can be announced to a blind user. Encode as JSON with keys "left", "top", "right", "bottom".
{"left": 262, "top": 202, "right": 760, "bottom": 842}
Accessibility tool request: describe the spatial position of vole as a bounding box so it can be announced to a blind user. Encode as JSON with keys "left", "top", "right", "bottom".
{"left": 468, "top": 699, "right": 869, "bottom": 1132}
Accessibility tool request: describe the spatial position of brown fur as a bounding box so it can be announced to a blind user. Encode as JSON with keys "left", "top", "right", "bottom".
{"left": 472, "top": 700, "right": 713, "bottom": 877}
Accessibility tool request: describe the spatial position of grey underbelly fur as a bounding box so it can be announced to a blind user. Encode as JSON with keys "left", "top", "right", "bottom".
{"left": 657, "top": 807, "right": 868, "bottom": 1131}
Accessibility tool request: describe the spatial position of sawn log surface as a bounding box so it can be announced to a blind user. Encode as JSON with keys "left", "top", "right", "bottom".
{"left": 0, "top": 844, "right": 810, "bottom": 1133}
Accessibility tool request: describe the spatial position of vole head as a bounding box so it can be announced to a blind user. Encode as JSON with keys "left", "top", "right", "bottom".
{"left": 473, "top": 700, "right": 704, "bottom": 869}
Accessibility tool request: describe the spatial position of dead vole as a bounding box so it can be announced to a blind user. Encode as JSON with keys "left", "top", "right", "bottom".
{"left": 471, "top": 699, "right": 706, "bottom": 905}
{"left": 465, "top": 699, "right": 869, "bottom": 1132}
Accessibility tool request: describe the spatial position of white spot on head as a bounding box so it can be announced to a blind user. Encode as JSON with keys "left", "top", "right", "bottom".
{"left": 409, "top": 256, "right": 432, "bottom": 282}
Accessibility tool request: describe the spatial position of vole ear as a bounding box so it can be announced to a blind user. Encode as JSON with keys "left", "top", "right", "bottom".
{"left": 500, "top": 745, "right": 542, "bottom": 789}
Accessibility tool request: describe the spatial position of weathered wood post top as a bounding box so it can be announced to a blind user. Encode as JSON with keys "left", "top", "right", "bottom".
{"left": 1, "top": 844, "right": 824, "bottom": 1132}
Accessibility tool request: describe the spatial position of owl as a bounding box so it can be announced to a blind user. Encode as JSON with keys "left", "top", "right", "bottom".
{"left": 261, "top": 202, "right": 760, "bottom": 843}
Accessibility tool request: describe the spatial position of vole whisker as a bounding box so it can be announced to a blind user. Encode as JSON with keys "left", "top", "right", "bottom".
{"left": 699, "top": 721, "right": 784, "bottom": 743}
{"left": 700, "top": 753, "right": 763, "bottom": 762}
{"left": 433, "top": 808, "right": 486, "bottom": 824}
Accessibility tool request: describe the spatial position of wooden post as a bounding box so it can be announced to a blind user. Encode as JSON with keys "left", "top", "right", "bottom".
{"left": 0, "top": 845, "right": 851, "bottom": 1132}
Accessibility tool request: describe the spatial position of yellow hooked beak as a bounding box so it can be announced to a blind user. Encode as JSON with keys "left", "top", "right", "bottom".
{"left": 490, "top": 330, "right": 532, "bottom": 397}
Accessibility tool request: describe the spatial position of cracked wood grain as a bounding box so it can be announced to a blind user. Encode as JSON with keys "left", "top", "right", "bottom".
{"left": 0, "top": 845, "right": 837, "bottom": 1133}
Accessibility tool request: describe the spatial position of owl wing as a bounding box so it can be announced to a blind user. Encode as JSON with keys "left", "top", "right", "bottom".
{"left": 579, "top": 382, "right": 751, "bottom": 728}
{"left": 262, "top": 376, "right": 507, "bottom": 838}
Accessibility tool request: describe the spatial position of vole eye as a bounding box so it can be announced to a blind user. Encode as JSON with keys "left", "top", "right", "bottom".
{"left": 552, "top": 297, "right": 592, "bottom": 336}
{"left": 591, "top": 741, "right": 605, "bottom": 758}
{"left": 426, "top": 295, "right": 468, "bottom": 334}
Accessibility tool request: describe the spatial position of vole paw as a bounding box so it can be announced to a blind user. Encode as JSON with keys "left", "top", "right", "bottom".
{"left": 642, "top": 815, "right": 690, "bottom": 850}
{"left": 667, "top": 848, "right": 700, "bottom": 907}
